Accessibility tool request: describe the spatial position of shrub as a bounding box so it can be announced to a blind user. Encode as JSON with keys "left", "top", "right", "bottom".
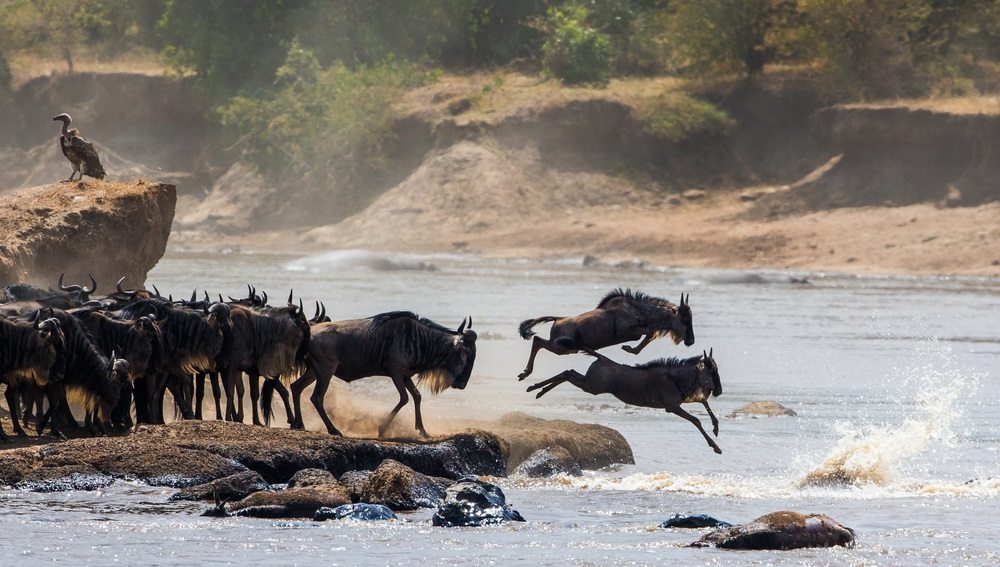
{"left": 542, "top": 6, "right": 613, "bottom": 86}
{"left": 635, "top": 93, "right": 735, "bottom": 143}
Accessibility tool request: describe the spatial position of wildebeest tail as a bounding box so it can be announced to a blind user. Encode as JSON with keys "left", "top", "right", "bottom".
{"left": 261, "top": 379, "right": 276, "bottom": 426}
{"left": 518, "top": 316, "right": 561, "bottom": 339}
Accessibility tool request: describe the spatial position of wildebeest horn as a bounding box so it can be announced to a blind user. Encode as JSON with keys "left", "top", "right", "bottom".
{"left": 83, "top": 273, "right": 96, "bottom": 294}
{"left": 228, "top": 296, "right": 238, "bottom": 302}
{"left": 152, "top": 284, "right": 161, "bottom": 298}
{"left": 260, "top": 290, "right": 267, "bottom": 305}
{"left": 204, "top": 291, "right": 211, "bottom": 303}
{"left": 457, "top": 317, "right": 468, "bottom": 334}
{"left": 58, "top": 273, "right": 81, "bottom": 292}
{"left": 703, "top": 349, "right": 707, "bottom": 359}
{"left": 313, "top": 301, "right": 320, "bottom": 319}
{"left": 190, "top": 289, "right": 197, "bottom": 302}
{"left": 320, "top": 302, "right": 326, "bottom": 320}
{"left": 219, "top": 293, "right": 224, "bottom": 304}
{"left": 709, "top": 347, "right": 713, "bottom": 358}
{"left": 298, "top": 298, "right": 303, "bottom": 314}
{"left": 116, "top": 277, "right": 127, "bottom": 294}
{"left": 287, "top": 289, "right": 294, "bottom": 305}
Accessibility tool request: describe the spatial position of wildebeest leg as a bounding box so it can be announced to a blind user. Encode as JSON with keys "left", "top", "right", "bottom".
{"left": 166, "top": 374, "right": 195, "bottom": 420}
{"left": 666, "top": 406, "right": 722, "bottom": 454}
{"left": 290, "top": 369, "right": 317, "bottom": 430}
{"left": 133, "top": 375, "right": 151, "bottom": 424}
{"left": 270, "top": 379, "right": 294, "bottom": 426}
{"left": 222, "top": 368, "right": 241, "bottom": 422}
{"left": 701, "top": 400, "right": 720, "bottom": 437}
{"left": 247, "top": 372, "right": 263, "bottom": 426}
{"left": 518, "top": 336, "right": 576, "bottom": 380}
{"left": 150, "top": 372, "right": 171, "bottom": 424}
{"left": 307, "top": 366, "right": 341, "bottom": 436}
{"left": 403, "top": 377, "right": 427, "bottom": 438}
{"left": 194, "top": 372, "right": 206, "bottom": 420}
{"left": 526, "top": 370, "right": 581, "bottom": 399}
{"left": 622, "top": 334, "right": 654, "bottom": 354}
{"left": 5, "top": 383, "right": 26, "bottom": 437}
{"left": 210, "top": 372, "right": 223, "bottom": 420}
{"left": 378, "top": 375, "right": 410, "bottom": 438}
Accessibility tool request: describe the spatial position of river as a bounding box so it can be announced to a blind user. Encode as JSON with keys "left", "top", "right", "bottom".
{"left": 1, "top": 250, "right": 997, "bottom": 566}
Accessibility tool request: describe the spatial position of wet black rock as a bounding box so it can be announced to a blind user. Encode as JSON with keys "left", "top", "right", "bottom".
{"left": 512, "top": 446, "right": 582, "bottom": 477}
{"left": 359, "top": 459, "right": 451, "bottom": 511}
{"left": 314, "top": 503, "right": 398, "bottom": 522}
{"left": 659, "top": 513, "right": 732, "bottom": 529}
{"left": 432, "top": 476, "right": 525, "bottom": 527}
{"left": 14, "top": 464, "right": 114, "bottom": 492}
{"left": 169, "top": 471, "right": 269, "bottom": 502}
{"left": 692, "top": 511, "right": 856, "bottom": 550}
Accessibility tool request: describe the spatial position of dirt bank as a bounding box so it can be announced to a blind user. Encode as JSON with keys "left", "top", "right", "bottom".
{"left": 0, "top": 179, "right": 175, "bottom": 286}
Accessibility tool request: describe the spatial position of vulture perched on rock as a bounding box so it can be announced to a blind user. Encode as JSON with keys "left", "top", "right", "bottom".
{"left": 52, "top": 113, "right": 106, "bottom": 181}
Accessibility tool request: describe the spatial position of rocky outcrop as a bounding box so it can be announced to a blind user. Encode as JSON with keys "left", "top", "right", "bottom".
{"left": 0, "top": 421, "right": 507, "bottom": 489}
{"left": 512, "top": 446, "right": 583, "bottom": 477}
{"left": 169, "top": 471, "right": 270, "bottom": 502}
{"left": 692, "top": 511, "right": 856, "bottom": 550}
{"left": 358, "top": 459, "right": 451, "bottom": 511}
{"left": 314, "top": 503, "right": 398, "bottom": 522}
{"left": 488, "top": 412, "right": 634, "bottom": 472}
{"left": 287, "top": 468, "right": 338, "bottom": 489}
{"left": 209, "top": 483, "right": 352, "bottom": 519}
{"left": 0, "top": 180, "right": 175, "bottom": 286}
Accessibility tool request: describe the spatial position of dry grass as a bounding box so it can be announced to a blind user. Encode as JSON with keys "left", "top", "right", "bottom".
{"left": 842, "top": 95, "right": 1000, "bottom": 115}
{"left": 8, "top": 49, "right": 167, "bottom": 87}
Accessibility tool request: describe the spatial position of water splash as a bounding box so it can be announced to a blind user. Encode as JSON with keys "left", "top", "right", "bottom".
{"left": 801, "top": 341, "right": 980, "bottom": 487}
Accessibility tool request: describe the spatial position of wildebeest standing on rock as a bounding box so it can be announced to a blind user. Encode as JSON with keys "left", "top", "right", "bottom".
{"left": 517, "top": 289, "right": 694, "bottom": 380}
{"left": 284, "top": 312, "right": 477, "bottom": 437}
{"left": 0, "top": 317, "right": 62, "bottom": 440}
{"left": 527, "top": 348, "right": 724, "bottom": 454}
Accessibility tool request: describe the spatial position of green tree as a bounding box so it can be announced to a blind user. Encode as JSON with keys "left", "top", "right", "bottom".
{"left": 541, "top": 4, "right": 614, "bottom": 85}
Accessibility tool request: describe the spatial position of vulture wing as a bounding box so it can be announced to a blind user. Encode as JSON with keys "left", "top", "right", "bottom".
{"left": 69, "top": 136, "right": 106, "bottom": 180}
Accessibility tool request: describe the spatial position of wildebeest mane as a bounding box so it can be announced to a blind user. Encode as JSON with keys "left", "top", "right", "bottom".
{"left": 49, "top": 310, "right": 121, "bottom": 415}
{"left": 634, "top": 355, "right": 703, "bottom": 370}
{"left": 370, "top": 310, "right": 458, "bottom": 335}
{"left": 596, "top": 288, "right": 673, "bottom": 309}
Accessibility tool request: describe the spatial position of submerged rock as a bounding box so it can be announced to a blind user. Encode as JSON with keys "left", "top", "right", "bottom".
{"left": 432, "top": 477, "right": 525, "bottom": 527}
{"left": 169, "top": 471, "right": 269, "bottom": 502}
{"left": 512, "top": 446, "right": 582, "bottom": 477}
{"left": 659, "top": 514, "right": 732, "bottom": 529}
{"left": 207, "top": 483, "right": 352, "bottom": 518}
{"left": 314, "top": 503, "right": 398, "bottom": 522}
{"left": 14, "top": 464, "right": 114, "bottom": 492}
{"left": 728, "top": 401, "right": 797, "bottom": 418}
{"left": 360, "top": 459, "right": 451, "bottom": 511}
{"left": 692, "top": 511, "right": 856, "bottom": 550}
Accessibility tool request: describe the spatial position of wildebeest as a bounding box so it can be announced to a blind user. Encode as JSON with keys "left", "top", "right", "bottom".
{"left": 526, "top": 347, "right": 723, "bottom": 454}
{"left": 34, "top": 310, "right": 133, "bottom": 436}
{"left": 216, "top": 295, "right": 310, "bottom": 426}
{"left": 282, "top": 312, "right": 477, "bottom": 437}
{"left": 517, "top": 289, "right": 694, "bottom": 379}
{"left": 0, "top": 317, "right": 62, "bottom": 440}
{"left": 119, "top": 299, "right": 229, "bottom": 424}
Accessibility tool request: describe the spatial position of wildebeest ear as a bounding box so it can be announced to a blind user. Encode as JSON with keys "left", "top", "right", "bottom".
{"left": 463, "top": 329, "right": 478, "bottom": 344}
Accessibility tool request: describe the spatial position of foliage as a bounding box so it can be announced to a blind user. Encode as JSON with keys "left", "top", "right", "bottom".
{"left": 541, "top": 5, "right": 614, "bottom": 85}
{"left": 635, "top": 92, "right": 735, "bottom": 143}
{"left": 218, "top": 44, "right": 436, "bottom": 204}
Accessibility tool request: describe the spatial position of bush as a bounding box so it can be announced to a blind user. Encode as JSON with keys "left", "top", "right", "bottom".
{"left": 635, "top": 93, "right": 735, "bottom": 143}
{"left": 542, "top": 6, "right": 613, "bottom": 85}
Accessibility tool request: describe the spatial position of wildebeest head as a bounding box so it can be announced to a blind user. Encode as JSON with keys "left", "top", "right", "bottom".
{"left": 449, "top": 317, "right": 478, "bottom": 390}
{"left": 109, "top": 352, "right": 133, "bottom": 428}
{"left": 700, "top": 348, "right": 721, "bottom": 397}
{"left": 678, "top": 293, "right": 694, "bottom": 346}
{"left": 58, "top": 273, "right": 98, "bottom": 303}
{"left": 206, "top": 302, "right": 232, "bottom": 329}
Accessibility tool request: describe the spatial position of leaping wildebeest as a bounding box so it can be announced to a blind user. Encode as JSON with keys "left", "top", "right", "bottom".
{"left": 526, "top": 348, "right": 723, "bottom": 454}
{"left": 517, "top": 289, "right": 694, "bottom": 380}
{"left": 281, "top": 311, "right": 477, "bottom": 437}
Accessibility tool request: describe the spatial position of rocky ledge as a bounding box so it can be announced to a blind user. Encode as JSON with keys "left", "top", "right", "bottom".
{"left": 0, "top": 421, "right": 506, "bottom": 489}
{"left": 0, "top": 179, "right": 175, "bottom": 286}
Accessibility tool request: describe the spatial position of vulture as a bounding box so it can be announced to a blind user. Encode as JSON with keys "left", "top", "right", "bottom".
{"left": 52, "top": 113, "right": 106, "bottom": 181}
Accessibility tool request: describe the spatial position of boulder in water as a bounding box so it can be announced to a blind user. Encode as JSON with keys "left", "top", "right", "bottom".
{"left": 14, "top": 464, "right": 114, "bottom": 492}
{"left": 287, "top": 468, "right": 338, "bottom": 488}
{"left": 659, "top": 514, "right": 732, "bottom": 529}
{"left": 432, "top": 477, "right": 525, "bottom": 527}
{"left": 728, "top": 401, "right": 797, "bottom": 418}
{"left": 692, "top": 511, "right": 855, "bottom": 550}
{"left": 360, "top": 459, "right": 451, "bottom": 511}
{"left": 339, "top": 470, "right": 373, "bottom": 502}
{"left": 491, "top": 412, "right": 634, "bottom": 472}
{"left": 169, "top": 471, "right": 270, "bottom": 502}
{"left": 314, "top": 503, "right": 398, "bottom": 522}
{"left": 512, "top": 446, "right": 582, "bottom": 477}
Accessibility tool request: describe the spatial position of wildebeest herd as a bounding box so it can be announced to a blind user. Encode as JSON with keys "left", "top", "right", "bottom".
{"left": 0, "top": 276, "right": 722, "bottom": 452}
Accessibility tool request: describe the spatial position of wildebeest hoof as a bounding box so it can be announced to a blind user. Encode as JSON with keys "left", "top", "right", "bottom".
{"left": 713, "top": 446, "right": 722, "bottom": 454}
{"left": 517, "top": 371, "right": 530, "bottom": 381}
{"left": 417, "top": 429, "right": 430, "bottom": 439}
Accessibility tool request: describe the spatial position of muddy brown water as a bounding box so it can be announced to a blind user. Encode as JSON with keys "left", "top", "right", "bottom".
{"left": 1, "top": 250, "right": 997, "bottom": 565}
